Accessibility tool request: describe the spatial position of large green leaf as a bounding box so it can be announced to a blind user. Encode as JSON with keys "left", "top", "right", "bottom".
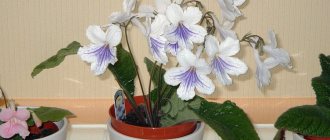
{"left": 193, "top": 100, "right": 260, "bottom": 140}
{"left": 30, "top": 106, "right": 74, "bottom": 122}
{"left": 31, "top": 41, "right": 81, "bottom": 78}
{"left": 108, "top": 44, "right": 136, "bottom": 96}
{"left": 275, "top": 105, "right": 330, "bottom": 137}
{"left": 313, "top": 54, "right": 330, "bottom": 108}
{"left": 160, "top": 94, "right": 203, "bottom": 126}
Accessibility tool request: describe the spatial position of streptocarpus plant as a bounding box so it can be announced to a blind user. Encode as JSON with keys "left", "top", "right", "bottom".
{"left": 274, "top": 54, "right": 330, "bottom": 139}
{"left": 32, "top": 0, "right": 292, "bottom": 139}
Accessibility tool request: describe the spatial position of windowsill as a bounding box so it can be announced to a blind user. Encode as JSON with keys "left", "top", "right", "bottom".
{"left": 13, "top": 98, "right": 315, "bottom": 124}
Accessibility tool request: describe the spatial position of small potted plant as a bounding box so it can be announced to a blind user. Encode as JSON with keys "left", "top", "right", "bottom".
{"left": 32, "top": 0, "right": 292, "bottom": 139}
{"left": 274, "top": 54, "right": 330, "bottom": 140}
{"left": 0, "top": 87, "right": 73, "bottom": 140}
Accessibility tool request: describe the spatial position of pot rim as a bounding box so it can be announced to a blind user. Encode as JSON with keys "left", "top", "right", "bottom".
{"left": 107, "top": 119, "right": 205, "bottom": 140}
{"left": 108, "top": 96, "right": 197, "bottom": 139}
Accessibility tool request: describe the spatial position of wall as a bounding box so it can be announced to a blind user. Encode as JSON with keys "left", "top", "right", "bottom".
{"left": 0, "top": 0, "right": 329, "bottom": 99}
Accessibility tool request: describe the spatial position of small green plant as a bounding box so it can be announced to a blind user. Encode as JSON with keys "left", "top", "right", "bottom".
{"left": 274, "top": 54, "right": 330, "bottom": 139}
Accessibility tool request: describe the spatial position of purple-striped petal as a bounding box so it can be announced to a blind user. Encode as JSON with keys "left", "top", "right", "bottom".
{"left": 78, "top": 44, "right": 117, "bottom": 75}
{"left": 211, "top": 56, "right": 246, "bottom": 85}
{"left": 166, "top": 23, "right": 197, "bottom": 49}
{"left": 149, "top": 36, "right": 168, "bottom": 64}
{"left": 166, "top": 42, "right": 180, "bottom": 56}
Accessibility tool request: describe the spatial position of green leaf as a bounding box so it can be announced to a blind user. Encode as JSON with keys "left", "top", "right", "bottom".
{"left": 144, "top": 57, "right": 166, "bottom": 88}
{"left": 160, "top": 94, "right": 202, "bottom": 127}
{"left": 108, "top": 44, "right": 136, "bottom": 96}
{"left": 275, "top": 105, "right": 330, "bottom": 137}
{"left": 313, "top": 54, "right": 330, "bottom": 108}
{"left": 31, "top": 41, "right": 81, "bottom": 78}
{"left": 192, "top": 100, "right": 260, "bottom": 140}
{"left": 30, "top": 107, "right": 74, "bottom": 122}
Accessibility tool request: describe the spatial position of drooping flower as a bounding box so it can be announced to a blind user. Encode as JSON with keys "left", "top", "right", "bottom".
{"left": 210, "top": 13, "right": 238, "bottom": 40}
{"left": 78, "top": 24, "right": 122, "bottom": 75}
{"left": 132, "top": 14, "right": 170, "bottom": 64}
{"left": 216, "top": 0, "right": 246, "bottom": 22}
{"left": 164, "top": 49, "right": 215, "bottom": 101}
{"left": 263, "top": 31, "right": 292, "bottom": 69}
{"left": 205, "top": 35, "right": 247, "bottom": 85}
{"left": 0, "top": 108, "right": 30, "bottom": 139}
{"left": 253, "top": 49, "right": 279, "bottom": 88}
{"left": 164, "top": 4, "right": 207, "bottom": 50}
{"left": 110, "top": 0, "right": 137, "bottom": 23}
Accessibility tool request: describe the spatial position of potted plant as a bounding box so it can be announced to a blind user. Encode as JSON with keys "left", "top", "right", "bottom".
{"left": 274, "top": 54, "right": 330, "bottom": 140}
{"left": 0, "top": 87, "right": 73, "bottom": 140}
{"left": 32, "top": 0, "right": 292, "bottom": 139}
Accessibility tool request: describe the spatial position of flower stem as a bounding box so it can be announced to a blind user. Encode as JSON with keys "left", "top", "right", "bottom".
{"left": 124, "top": 25, "right": 154, "bottom": 127}
{"left": 0, "top": 86, "right": 8, "bottom": 108}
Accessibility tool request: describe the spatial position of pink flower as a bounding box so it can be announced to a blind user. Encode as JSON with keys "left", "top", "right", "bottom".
{"left": 0, "top": 108, "right": 30, "bottom": 139}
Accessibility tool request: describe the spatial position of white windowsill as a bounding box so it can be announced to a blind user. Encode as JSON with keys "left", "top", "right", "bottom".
{"left": 67, "top": 124, "right": 295, "bottom": 140}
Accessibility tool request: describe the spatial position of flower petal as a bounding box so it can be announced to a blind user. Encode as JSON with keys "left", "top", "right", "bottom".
{"left": 106, "top": 24, "right": 122, "bottom": 47}
{"left": 219, "top": 37, "right": 240, "bottom": 56}
{"left": 123, "top": 0, "right": 136, "bottom": 12}
{"left": 264, "top": 57, "right": 279, "bottom": 69}
{"left": 177, "top": 83, "right": 196, "bottom": 101}
{"left": 109, "top": 12, "right": 131, "bottom": 23}
{"left": 219, "top": 56, "right": 247, "bottom": 75}
{"left": 253, "top": 50, "right": 272, "bottom": 88}
{"left": 164, "top": 67, "right": 190, "bottom": 86}
{"left": 78, "top": 44, "right": 102, "bottom": 63}
{"left": 0, "top": 109, "right": 15, "bottom": 122}
{"left": 264, "top": 46, "right": 292, "bottom": 69}
{"left": 211, "top": 56, "right": 233, "bottom": 85}
{"left": 156, "top": 0, "right": 171, "bottom": 14}
{"left": 90, "top": 46, "right": 117, "bottom": 75}
{"left": 267, "top": 30, "right": 277, "bottom": 48}
{"left": 86, "top": 25, "right": 106, "bottom": 44}
{"left": 166, "top": 4, "right": 183, "bottom": 24}
{"left": 177, "top": 49, "right": 197, "bottom": 67}
{"left": 151, "top": 14, "right": 170, "bottom": 36}
{"left": 149, "top": 36, "right": 168, "bottom": 64}
{"left": 216, "top": 0, "right": 242, "bottom": 21}
{"left": 205, "top": 35, "right": 220, "bottom": 57}
{"left": 78, "top": 45, "right": 117, "bottom": 75}
{"left": 166, "top": 42, "right": 180, "bottom": 56}
{"left": 138, "top": 5, "right": 155, "bottom": 17}
{"left": 183, "top": 6, "right": 203, "bottom": 25}
{"left": 210, "top": 14, "right": 238, "bottom": 40}
{"left": 234, "top": 0, "right": 246, "bottom": 6}
{"left": 14, "top": 109, "right": 30, "bottom": 121}
{"left": 196, "top": 74, "right": 215, "bottom": 95}
{"left": 195, "top": 58, "right": 212, "bottom": 75}
{"left": 165, "top": 24, "right": 196, "bottom": 49}
{"left": 215, "top": 70, "right": 233, "bottom": 85}
{"left": 188, "top": 24, "right": 207, "bottom": 44}
{"left": 132, "top": 18, "right": 147, "bottom": 36}
{"left": 0, "top": 119, "right": 29, "bottom": 139}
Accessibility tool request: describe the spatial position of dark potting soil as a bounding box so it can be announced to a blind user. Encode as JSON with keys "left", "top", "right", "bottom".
{"left": 25, "top": 121, "right": 59, "bottom": 140}
{"left": 122, "top": 104, "right": 149, "bottom": 127}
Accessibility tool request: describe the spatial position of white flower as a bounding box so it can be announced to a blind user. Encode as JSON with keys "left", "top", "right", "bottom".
{"left": 216, "top": 0, "right": 246, "bottom": 22}
{"left": 210, "top": 13, "right": 238, "bottom": 40}
{"left": 263, "top": 31, "right": 292, "bottom": 69}
{"left": 164, "top": 4, "right": 207, "bottom": 51}
{"left": 110, "top": 0, "right": 137, "bottom": 23}
{"left": 132, "top": 15, "right": 170, "bottom": 64}
{"left": 253, "top": 49, "right": 278, "bottom": 88}
{"left": 78, "top": 25, "right": 122, "bottom": 75}
{"left": 164, "top": 49, "right": 215, "bottom": 101}
{"left": 205, "top": 35, "right": 247, "bottom": 85}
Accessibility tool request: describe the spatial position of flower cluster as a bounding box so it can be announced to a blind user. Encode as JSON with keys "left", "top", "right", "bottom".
{"left": 78, "top": 0, "right": 292, "bottom": 101}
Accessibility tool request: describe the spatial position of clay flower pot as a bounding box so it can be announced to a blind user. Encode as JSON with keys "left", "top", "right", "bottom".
{"left": 293, "top": 133, "right": 330, "bottom": 140}
{"left": 107, "top": 96, "right": 205, "bottom": 140}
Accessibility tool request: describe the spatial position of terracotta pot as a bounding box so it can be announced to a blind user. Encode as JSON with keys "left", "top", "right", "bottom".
{"left": 108, "top": 96, "right": 200, "bottom": 140}
{"left": 293, "top": 133, "right": 330, "bottom": 140}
